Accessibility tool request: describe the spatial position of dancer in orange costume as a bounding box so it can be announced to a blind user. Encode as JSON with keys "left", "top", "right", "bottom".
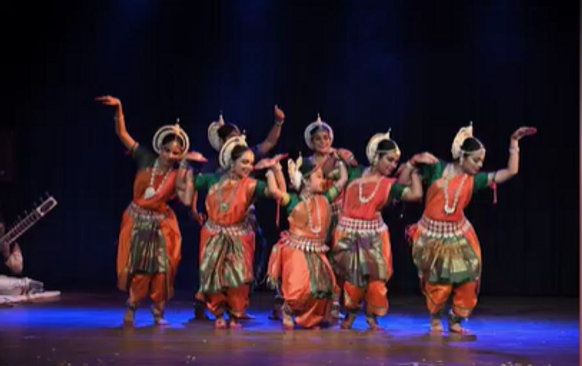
{"left": 95, "top": 95, "right": 207, "bottom": 326}
{"left": 332, "top": 130, "right": 438, "bottom": 330}
{"left": 198, "top": 107, "right": 285, "bottom": 321}
{"left": 400, "top": 123, "right": 536, "bottom": 335}
{"left": 184, "top": 135, "right": 284, "bottom": 329}
{"left": 266, "top": 155, "right": 347, "bottom": 329}
{"left": 301, "top": 114, "right": 358, "bottom": 320}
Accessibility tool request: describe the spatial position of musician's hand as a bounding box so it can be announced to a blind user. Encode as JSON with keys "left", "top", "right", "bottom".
{"left": 1, "top": 243, "right": 9, "bottom": 259}
{"left": 5, "top": 243, "right": 23, "bottom": 274}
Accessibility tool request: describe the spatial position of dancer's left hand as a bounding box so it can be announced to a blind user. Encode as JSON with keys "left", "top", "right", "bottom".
{"left": 254, "top": 154, "right": 289, "bottom": 170}
{"left": 274, "top": 105, "right": 285, "bottom": 122}
{"left": 411, "top": 152, "right": 439, "bottom": 165}
{"left": 184, "top": 151, "right": 208, "bottom": 163}
{"left": 511, "top": 127, "right": 537, "bottom": 141}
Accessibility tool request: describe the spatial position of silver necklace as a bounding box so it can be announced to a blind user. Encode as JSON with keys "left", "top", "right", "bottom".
{"left": 143, "top": 159, "right": 172, "bottom": 200}
{"left": 301, "top": 193, "right": 322, "bottom": 234}
{"left": 358, "top": 168, "right": 382, "bottom": 204}
{"left": 217, "top": 174, "right": 242, "bottom": 212}
{"left": 443, "top": 165, "right": 468, "bottom": 215}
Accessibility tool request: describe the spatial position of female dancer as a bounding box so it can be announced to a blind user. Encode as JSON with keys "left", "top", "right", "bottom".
{"left": 183, "top": 135, "right": 284, "bottom": 329}
{"left": 332, "top": 131, "right": 438, "bottom": 330}
{"left": 401, "top": 123, "right": 536, "bottom": 335}
{"left": 95, "top": 95, "right": 208, "bottom": 326}
{"left": 194, "top": 108, "right": 285, "bottom": 321}
{"left": 266, "top": 155, "right": 347, "bottom": 330}
{"left": 302, "top": 114, "right": 358, "bottom": 319}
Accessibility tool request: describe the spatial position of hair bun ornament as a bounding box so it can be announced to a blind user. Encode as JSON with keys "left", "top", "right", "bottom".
{"left": 287, "top": 156, "right": 303, "bottom": 191}
{"left": 365, "top": 129, "right": 400, "bottom": 165}
{"left": 451, "top": 121, "right": 474, "bottom": 160}
{"left": 366, "top": 129, "right": 392, "bottom": 165}
{"left": 218, "top": 135, "right": 248, "bottom": 170}
{"left": 152, "top": 118, "right": 190, "bottom": 159}
{"left": 303, "top": 113, "right": 334, "bottom": 150}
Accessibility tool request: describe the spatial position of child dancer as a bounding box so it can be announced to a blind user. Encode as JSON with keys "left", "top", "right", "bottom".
{"left": 266, "top": 155, "right": 347, "bottom": 330}
{"left": 302, "top": 114, "right": 357, "bottom": 319}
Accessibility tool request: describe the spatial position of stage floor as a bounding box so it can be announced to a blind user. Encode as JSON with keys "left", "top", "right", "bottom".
{"left": 0, "top": 291, "right": 578, "bottom": 366}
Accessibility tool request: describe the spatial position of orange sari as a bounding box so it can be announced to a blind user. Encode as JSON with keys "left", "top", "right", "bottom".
{"left": 309, "top": 148, "right": 357, "bottom": 306}
{"left": 332, "top": 170, "right": 405, "bottom": 317}
{"left": 408, "top": 161, "right": 492, "bottom": 318}
{"left": 194, "top": 174, "right": 268, "bottom": 318}
{"left": 267, "top": 190, "right": 338, "bottom": 329}
{"left": 117, "top": 146, "right": 182, "bottom": 309}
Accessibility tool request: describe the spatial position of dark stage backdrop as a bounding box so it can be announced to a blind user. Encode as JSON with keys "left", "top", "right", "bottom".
{"left": 0, "top": 0, "right": 578, "bottom": 297}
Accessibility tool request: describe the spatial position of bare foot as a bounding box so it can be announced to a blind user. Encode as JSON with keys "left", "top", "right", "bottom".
{"left": 430, "top": 318, "right": 444, "bottom": 335}
{"left": 449, "top": 322, "right": 471, "bottom": 335}
{"left": 238, "top": 312, "right": 255, "bottom": 320}
{"left": 282, "top": 313, "right": 294, "bottom": 330}
{"left": 366, "top": 316, "right": 384, "bottom": 332}
{"left": 229, "top": 319, "right": 243, "bottom": 329}
{"left": 340, "top": 313, "right": 356, "bottom": 330}
{"left": 214, "top": 317, "right": 227, "bottom": 329}
{"left": 155, "top": 317, "right": 170, "bottom": 326}
{"left": 330, "top": 303, "right": 342, "bottom": 319}
{"left": 123, "top": 309, "right": 135, "bottom": 327}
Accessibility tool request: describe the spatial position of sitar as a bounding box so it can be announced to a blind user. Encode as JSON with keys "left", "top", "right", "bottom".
{"left": 0, "top": 194, "right": 58, "bottom": 248}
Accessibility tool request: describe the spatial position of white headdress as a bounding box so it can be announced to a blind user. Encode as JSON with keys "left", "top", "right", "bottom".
{"left": 304, "top": 114, "right": 334, "bottom": 150}
{"left": 208, "top": 113, "right": 241, "bottom": 151}
{"left": 287, "top": 155, "right": 304, "bottom": 191}
{"left": 152, "top": 119, "right": 190, "bottom": 159}
{"left": 218, "top": 135, "right": 248, "bottom": 170}
{"left": 451, "top": 121, "right": 484, "bottom": 160}
{"left": 365, "top": 129, "right": 401, "bottom": 166}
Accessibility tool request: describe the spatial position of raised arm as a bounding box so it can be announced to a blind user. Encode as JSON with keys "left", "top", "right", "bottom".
{"left": 400, "top": 170, "right": 423, "bottom": 202}
{"left": 398, "top": 152, "right": 439, "bottom": 185}
{"left": 95, "top": 95, "right": 137, "bottom": 151}
{"left": 175, "top": 163, "right": 194, "bottom": 206}
{"left": 336, "top": 161, "right": 348, "bottom": 190}
{"left": 256, "top": 105, "right": 285, "bottom": 156}
{"left": 323, "top": 161, "right": 348, "bottom": 203}
{"left": 265, "top": 163, "right": 287, "bottom": 201}
{"left": 175, "top": 152, "right": 209, "bottom": 206}
{"left": 489, "top": 127, "right": 536, "bottom": 185}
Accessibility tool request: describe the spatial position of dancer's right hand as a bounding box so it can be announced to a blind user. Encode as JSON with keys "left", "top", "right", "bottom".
{"left": 411, "top": 152, "right": 439, "bottom": 165}
{"left": 184, "top": 151, "right": 208, "bottom": 163}
{"left": 94, "top": 95, "right": 121, "bottom": 107}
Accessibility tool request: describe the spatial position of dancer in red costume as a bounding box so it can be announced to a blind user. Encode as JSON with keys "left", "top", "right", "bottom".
{"left": 400, "top": 123, "right": 536, "bottom": 335}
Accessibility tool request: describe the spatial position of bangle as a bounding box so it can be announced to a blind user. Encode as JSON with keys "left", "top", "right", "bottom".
{"left": 179, "top": 160, "right": 189, "bottom": 169}
{"left": 265, "top": 170, "right": 274, "bottom": 178}
{"left": 509, "top": 147, "right": 520, "bottom": 154}
{"left": 406, "top": 161, "right": 416, "bottom": 170}
{"left": 275, "top": 120, "right": 284, "bottom": 126}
